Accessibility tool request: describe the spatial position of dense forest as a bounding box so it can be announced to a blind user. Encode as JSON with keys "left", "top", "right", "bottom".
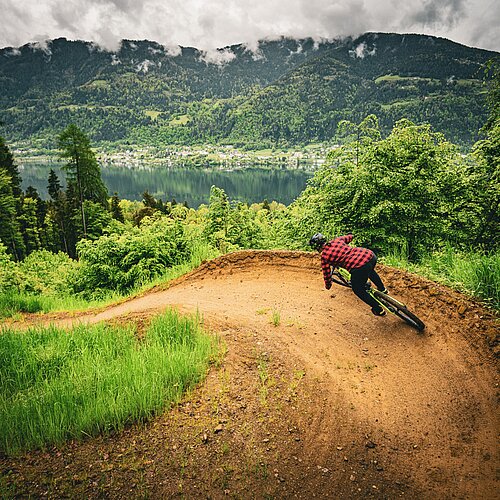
{"left": 0, "top": 33, "right": 498, "bottom": 149}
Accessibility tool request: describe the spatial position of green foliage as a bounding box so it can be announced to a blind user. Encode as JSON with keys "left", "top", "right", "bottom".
{"left": 204, "top": 186, "right": 230, "bottom": 249}
{"left": 0, "top": 243, "right": 18, "bottom": 292}
{"left": 294, "top": 118, "right": 472, "bottom": 258}
{"left": 58, "top": 124, "right": 109, "bottom": 244}
{"left": 469, "top": 59, "right": 500, "bottom": 248}
{"left": 0, "top": 246, "right": 78, "bottom": 316}
{"left": 0, "top": 309, "right": 217, "bottom": 454}
{"left": 58, "top": 124, "right": 108, "bottom": 206}
{"left": 0, "top": 169, "right": 24, "bottom": 259}
{"left": 17, "top": 250, "right": 78, "bottom": 296}
{"left": 110, "top": 192, "right": 125, "bottom": 222}
{"left": 384, "top": 247, "right": 500, "bottom": 310}
{"left": 72, "top": 200, "right": 113, "bottom": 241}
{"left": 72, "top": 216, "right": 191, "bottom": 298}
{"left": 0, "top": 137, "right": 25, "bottom": 259}
{"left": 19, "top": 197, "right": 42, "bottom": 254}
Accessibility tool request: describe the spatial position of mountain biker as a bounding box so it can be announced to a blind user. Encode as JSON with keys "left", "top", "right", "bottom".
{"left": 309, "top": 233, "right": 388, "bottom": 316}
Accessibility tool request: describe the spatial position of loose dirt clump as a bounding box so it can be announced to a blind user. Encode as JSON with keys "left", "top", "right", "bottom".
{"left": 1, "top": 250, "right": 499, "bottom": 498}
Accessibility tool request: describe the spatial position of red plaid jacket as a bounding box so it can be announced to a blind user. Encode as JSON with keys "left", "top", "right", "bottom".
{"left": 321, "top": 234, "right": 374, "bottom": 287}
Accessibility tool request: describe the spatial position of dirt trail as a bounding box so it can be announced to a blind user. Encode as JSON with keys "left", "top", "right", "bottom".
{"left": 1, "top": 250, "right": 499, "bottom": 499}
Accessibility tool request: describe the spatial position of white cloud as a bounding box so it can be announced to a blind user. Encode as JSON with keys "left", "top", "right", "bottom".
{"left": 3, "top": 47, "right": 21, "bottom": 56}
{"left": 29, "top": 40, "right": 53, "bottom": 57}
{"left": 135, "top": 59, "right": 155, "bottom": 73}
{"left": 199, "top": 47, "right": 236, "bottom": 66}
{"left": 0, "top": 0, "right": 498, "bottom": 53}
{"left": 349, "top": 41, "right": 377, "bottom": 59}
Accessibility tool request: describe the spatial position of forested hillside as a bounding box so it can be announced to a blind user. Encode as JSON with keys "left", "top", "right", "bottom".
{"left": 0, "top": 33, "right": 497, "bottom": 148}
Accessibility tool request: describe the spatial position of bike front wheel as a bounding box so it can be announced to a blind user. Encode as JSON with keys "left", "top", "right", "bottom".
{"left": 374, "top": 291, "right": 426, "bottom": 332}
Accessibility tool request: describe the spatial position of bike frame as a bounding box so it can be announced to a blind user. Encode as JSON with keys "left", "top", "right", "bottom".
{"left": 330, "top": 266, "right": 425, "bottom": 331}
{"left": 333, "top": 267, "right": 408, "bottom": 316}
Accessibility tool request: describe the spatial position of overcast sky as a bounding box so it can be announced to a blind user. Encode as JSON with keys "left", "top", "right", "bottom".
{"left": 1, "top": 0, "right": 499, "bottom": 54}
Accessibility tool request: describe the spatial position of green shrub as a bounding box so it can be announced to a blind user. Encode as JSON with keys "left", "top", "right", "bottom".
{"left": 384, "top": 246, "right": 500, "bottom": 311}
{"left": 72, "top": 216, "right": 191, "bottom": 298}
{"left": 17, "top": 250, "right": 78, "bottom": 296}
{"left": 0, "top": 243, "right": 20, "bottom": 293}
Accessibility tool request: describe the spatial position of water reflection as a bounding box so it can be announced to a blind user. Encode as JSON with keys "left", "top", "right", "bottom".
{"left": 19, "top": 162, "right": 313, "bottom": 207}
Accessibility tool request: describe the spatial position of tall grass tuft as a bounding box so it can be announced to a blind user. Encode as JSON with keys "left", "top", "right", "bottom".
{"left": 420, "top": 249, "right": 500, "bottom": 310}
{"left": 383, "top": 245, "right": 500, "bottom": 311}
{"left": 0, "top": 309, "right": 218, "bottom": 455}
{"left": 0, "top": 292, "right": 47, "bottom": 317}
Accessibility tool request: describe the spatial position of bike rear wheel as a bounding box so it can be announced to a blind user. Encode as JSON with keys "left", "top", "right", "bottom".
{"left": 374, "top": 291, "right": 426, "bottom": 332}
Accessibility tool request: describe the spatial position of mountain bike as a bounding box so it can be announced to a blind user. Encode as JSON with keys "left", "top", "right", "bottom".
{"left": 331, "top": 267, "right": 425, "bottom": 332}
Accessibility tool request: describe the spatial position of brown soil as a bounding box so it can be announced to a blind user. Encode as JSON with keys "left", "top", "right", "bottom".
{"left": 1, "top": 250, "right": 499, "bottom": 499}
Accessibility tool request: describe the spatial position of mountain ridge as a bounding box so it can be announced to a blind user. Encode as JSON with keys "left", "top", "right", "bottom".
{"left": 1, "top": 32, "right": 497, "bottom": 148}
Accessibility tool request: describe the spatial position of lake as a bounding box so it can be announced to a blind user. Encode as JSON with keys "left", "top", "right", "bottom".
{"left": 19, "top": 162, "right": 314, "bottom": 207}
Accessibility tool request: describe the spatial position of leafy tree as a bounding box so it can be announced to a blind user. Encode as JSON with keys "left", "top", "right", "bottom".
{"left": 336, "top": 114, "right": 381, "bottom": 166}
{"left": 72, "top": 201, "right": 113, "bottom": 241}
{"left": 468, "top": 59, "right": 500, "bottom": 249}
{"left": 294, "top": 118, "right": 467, "bottom": 259}
{"left": 58, "top": 124, "right": 108, "bottom": 238}
{"left": 226, "top": 202, "right": 260, "bottom": 248}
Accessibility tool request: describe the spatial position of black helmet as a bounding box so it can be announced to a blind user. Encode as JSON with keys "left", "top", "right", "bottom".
{"left": 309, "top": 233, "right": 326, "bottom": 250}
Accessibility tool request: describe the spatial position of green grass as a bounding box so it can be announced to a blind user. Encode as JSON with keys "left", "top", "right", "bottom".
{"left": 0, "top": 290, "right": 124, "bottom": 319}
{"left": 0, "top": 292, "right": 47, "bottom": 317}
{"left": 144, "top": 110, "right": 162, "bottom": 120}
{"left": 0, "top": 309, "right": 218, "bottom": 455}
{"left": 375, "top": 74, "right": 440, "bottom": 84}
{"left": 380, "top": 99, "right": 417, "bottom": 110}
{"left": 271, "top": 310, "right": 281, "bottom": 326}
{"left": 169, "top": 114, "right": 190, "bottom": 126}
{"left": 383, "top": 247, "right": 500, "bottom": 311}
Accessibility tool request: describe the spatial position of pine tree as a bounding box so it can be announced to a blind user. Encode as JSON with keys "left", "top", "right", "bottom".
{"left": 45, "top": 166, "right": 72, "bottom": 254}
{"left": 47, "top": 169, "right": 62, "bottom": 200}
{"left": 142, "top": 190, "right": 158, "bottom": 209}
{"left": 0, "top": 136, "right": 25, "bottom": 259}
{"left": 110, "top": 192, "right": 125, "bottom": 222}
{"left": 19, "top": 197, "right": 41, "bottom": 254}
{"left": 58, "top": 124, "right": 108, "bottom": 238}
{"left": 0, "top": 136, "right": 22, "bottom": 199}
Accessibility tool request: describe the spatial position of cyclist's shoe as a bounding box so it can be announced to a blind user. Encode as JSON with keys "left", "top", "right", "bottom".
{"left": 378, "top": 288, "right": 389, "bottom": 294}
{"left": 371, "top": 307, "right": 386, "bottom": 316}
